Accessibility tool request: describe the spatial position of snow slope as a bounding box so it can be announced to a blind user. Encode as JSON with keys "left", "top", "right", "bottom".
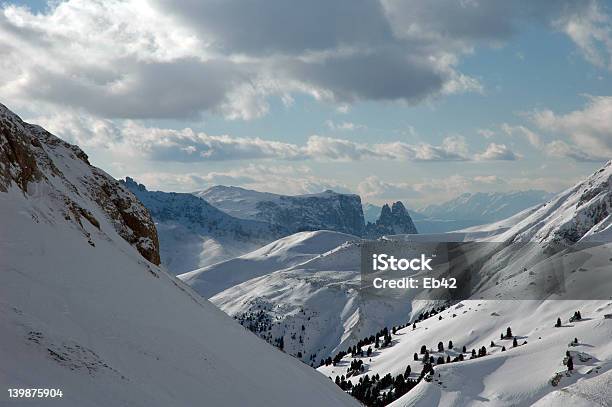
{"left": 0, "top": 103, "right": 358, "bottom": 407}
{"left": 315, "top": 162, "right": 612, "bottom": 406}
{"left": 179, "top": 230, "right": 359, "bottom": 298}
{"left": 319, "top": 299, "right": 612, "bottom": 407}
{"left": 192, "top": 159, "right": 612, "bottom": 406}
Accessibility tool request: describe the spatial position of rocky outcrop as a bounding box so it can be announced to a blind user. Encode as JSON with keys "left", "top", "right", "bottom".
{"left": 197, "top": 186, "right": 366, "bottom": 236}
{"left": 365, "top": 201, "right": 418, "bottom": 238}
{"left": 0, "top": 103, "right": 160, "bottom": 265}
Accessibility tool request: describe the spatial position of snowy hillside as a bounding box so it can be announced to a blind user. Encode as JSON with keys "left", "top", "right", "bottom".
{"left": 196, "top": 185, "right": 367, "bottom": 236}
{"left": 187, "top": 159, "right": 612, "bottom": 406}
{"left": 124, "top": 178, "right": 286, "bottom": 274}
{"left": 192, "top": 235, "right": 435, "bottom": 364}
{"left": 0, "top": 103, "right": 359, "bottom": 407}
{"left": 180, "top": 230, "right": 359, "bottom": 298}
{"left": 314, "top": 162, "right": 612, "bottom": 406}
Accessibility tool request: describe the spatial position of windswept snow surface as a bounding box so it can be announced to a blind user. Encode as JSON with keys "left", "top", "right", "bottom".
{"left": 0, "top": 103, "right": 358, "bottom": 407}
{"left": 179, "top": 230, "right": 359, "bottom": 298}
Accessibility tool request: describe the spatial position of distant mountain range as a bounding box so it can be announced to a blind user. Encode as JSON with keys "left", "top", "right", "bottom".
{"left": 363, "top": 190, "right": 555, "bottom": 233}
{"left": 196, "top": 185, "right": 366, "bottom": 236}
{"left": 123, "top": 183, "right": 418, "bottom": 274}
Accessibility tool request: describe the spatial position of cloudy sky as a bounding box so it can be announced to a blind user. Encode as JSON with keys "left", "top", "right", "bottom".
{"left": 1, "top": 0, "right": 611, "bottom": 207}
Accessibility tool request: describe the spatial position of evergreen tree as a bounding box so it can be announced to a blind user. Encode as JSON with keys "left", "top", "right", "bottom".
{"left": 448, "top": 340, "right": 453, "bottom": 349}
{"left": 405, "top": 365, "right": 411, "bottom": 377}
{"left": 567, "top": 356, "right": 574, "bottom": 371}
{"left": 501, "top": 346, "right": 506, "bottom": 352}
{"left": 438, "top": 341, "right": 444, "bottom": 352}
{"left": 420, "top": 345, "right": 427, "bottom": 354}
{"left": 414, "top": 352, "right": 419, "bottom": 361}
{"left": 462, "top": 345, "right": 467, "bottom": 353}
{"left": 576, "top": 310, "right": 582, "bottom": 320}
{"left": 446, "top": 355, "right": 451, "bottom": 363}
{"left": 490, "top": 340, "right": 495, "bottom": 347}
{"left": 506, "top": 327, "right": 513, "bottom": 338}
{"left": 555, "top": 317, "right": 562, "bottom": 327}
{"left": 513, "top": 337, "right": 518, "bottom": 347}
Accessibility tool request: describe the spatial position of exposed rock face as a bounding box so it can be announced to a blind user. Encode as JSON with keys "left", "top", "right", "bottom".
{"left": 0, "top": 103, "right": 160, "bottom": 265}
{"left": 196, "top": 186, "right": 366, "bottom": 237}
{"left": 366, "top": 201, "right": 418, "bottom": 238}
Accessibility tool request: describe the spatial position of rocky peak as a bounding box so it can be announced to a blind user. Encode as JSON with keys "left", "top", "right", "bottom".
{"left": 0, "top": 102, "right": 160, "bottom": 265}
{"left": 366, "top": 201, "right": 418, "bottom": 238}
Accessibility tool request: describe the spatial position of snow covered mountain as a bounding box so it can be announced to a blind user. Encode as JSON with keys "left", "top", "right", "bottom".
{"left": 180, "top": 230, "right": 359, "bottom": 298}
{"left": 196, "top": 185, "right": 366, "bottom": 236}
{"left": 183, "top": 159, "right": 612, "bottom": 406}
{"left": 123, "top": 179, "right": 287, "bottom": 274}
{"left": 0, "top": 103, "right": 359, "bottom": 407}
{"left": 315, "top": 162, "right": 612, "bottom": 406}
{"left": 415, "top": 190, "right": 554, "bottom": 232}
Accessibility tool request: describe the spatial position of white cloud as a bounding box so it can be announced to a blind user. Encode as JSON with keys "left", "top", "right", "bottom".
{"left": 531, "top": 95, "right": 612, "bottom": 160}
{"left": 554, "top": 1, "right": 612, "bottom": 70}
{"left": 33, "top": 112, "right": 505, "bottom": 162}
{"left": 132, "top": 164, "right": 350, "bottom": 195}
{"left": 1, "top": 0, "right": 607, "bottom": 121}
{"left": 324, "top": 120, "right": 365, "bottom": 131}
{"left": 544, "top": 140, "right": 604, "bottom": 162}
{"left": 501, "top": 123, "right": 542, "bottom": 148}
{"left": 477, "top": 128, "right": 495, "bottom": 139}
{"left": 475, "top": 143, "right": 521, "bottom": 161}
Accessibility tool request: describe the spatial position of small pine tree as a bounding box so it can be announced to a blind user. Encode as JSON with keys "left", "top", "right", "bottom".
{"left": 420, "top": 345, "right": 427, "bottom": 354}
{"left": 414, "top": 352, "right": 419, "bottom": 361}
{"left": 567, "top": 356, "right": 574, "bottom": 371}
{"left": 491, "top": 340, "right": 495, "bottom": 347}
{"left": 448, "top": 340, "right": 453, "bottom": 349}
{"left": 506, "top": 327, "right": 513, "bottom": 338}
{"left": 501, "top": 346, "right": 506, "bottom": 352}
{"left": 576, "top": 311, "right": 582, "bottom": 320}
{"left": 555, "top": 317, "right": 562, "bottom": 327}
{"left": 513, "top": 337, "right": 518, "bottom": 347}
{"left": 438, "top": 341, "right": 444, "bottom": 352}
{"left": 462, "top": 345, "right": 467, "bottom": 353}
{"left": 405, "top": 365, "right": 411, "bottom": 377}
{"left": 446, "top": 355, "right": 451, "bottom": 363}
